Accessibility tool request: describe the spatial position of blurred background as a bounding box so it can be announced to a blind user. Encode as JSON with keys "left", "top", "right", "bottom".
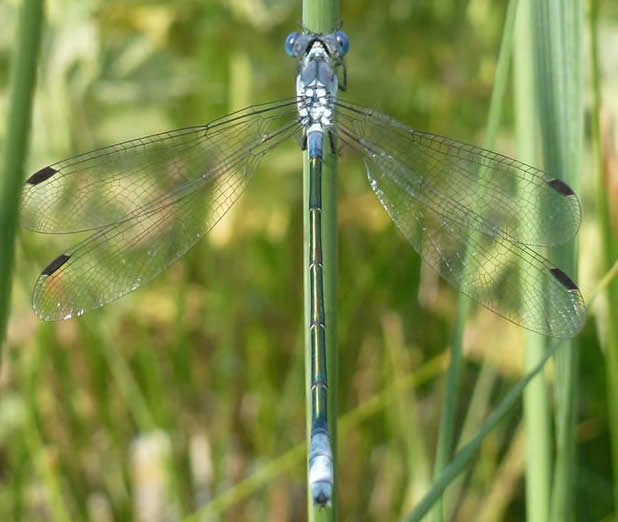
{"left": 2, "top": 0, "right": 618, "bottom": 520}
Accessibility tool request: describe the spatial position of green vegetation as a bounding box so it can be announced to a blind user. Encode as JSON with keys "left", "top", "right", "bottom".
{"left": 514, "top": 1, "right": 551, "bottom": 521}
{"left": 432, "top": 2, "right": 518, "bottom": 520}
{"left": 0, "top": 0, "right": 42, "bottom": 350}
{"left": 1, "top": 1, "right": 617, "bottom": 520}
{"left": 533, "top": 3, "right": 584, "bottom": 521}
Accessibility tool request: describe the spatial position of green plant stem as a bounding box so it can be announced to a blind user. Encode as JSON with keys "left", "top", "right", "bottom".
{"left": 533, "top": 2, "right": 583, "bottom": 521}
{"left": 431, "top": 1, "right": 518, "bottom": 519}
{"left": 444, "top": 363, "right": 497, "bottom": 519}
{"left": 182, "top": 353, "right": 448, "bottom": 522}
{"left": 589, "top": 0, "right": 618, "bottom": 513}
{"left": 24, "top": 327, "right": 72, "bottom": 522}
{"left": 0, "top": 0, "right": 43, "bottom": 349}
{"left": 302, "top": 1, "right": 339, "bottom": 520}
{"left": 405, "top": 340, "right": 563, "bottom": 522}
{"left": 514, "top": 1, "right": 552, "bottom": 520}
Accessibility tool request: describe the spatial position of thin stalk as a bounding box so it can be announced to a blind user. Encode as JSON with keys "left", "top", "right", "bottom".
{"left": 82, "top": 319, "right": 155, "bottom": 431}
{"left": 533, "top": 2, "right": 584, "bottom": 521}
{"left": 23, "top": 327, "right": 72, "bottom": 522}
{"left": 590, "top": 0, "right": 618, "bottom": 512}
{"left": 182, "top": 353, "right": 448, "bottom": 522}
{"left": 444, "top": 362, "right": 497, "bottom": 520}
{"left": 515, "top": 1, "right": 552, "bottom": 520}
{"left": 181, "top": 254, "right": 615, "bottom": 522}
{"left": 382, "top": 314, "right": 431, "bottom": 510}
{"left": 0, "top": 0, "right": 43, "bottom": 349}
{"left": 477, "top": 423, "right": 526, "bottom": 522}
{"left": 406, "top": 339, "right": 563, "bottom": 522}
{"left": 431, "top": 1, "right": 518, "bottom": 519}
{"left": 404, "top": 258, "right": 611, "bottom": 522}
{"left": 302, "top": 1, "right": 339, "bottom": 520}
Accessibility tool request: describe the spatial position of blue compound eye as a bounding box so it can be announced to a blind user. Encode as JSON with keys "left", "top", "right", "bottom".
{"left": 285, "top": 32, "right": 298, "bottom": 57}
{"left": 335, "top": 31, "right": 349, "bottom": 56}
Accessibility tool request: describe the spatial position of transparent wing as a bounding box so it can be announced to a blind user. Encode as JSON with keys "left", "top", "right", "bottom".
{"left": 335, "top": 100, "right": 581, "bottom": 247}
{"left": 345, "top": 149, "right": 585, "bottom": 337}
{"left": 22, "top": 98, "right": 300, "bottom": 233}
{"left": 31, "top": 107, "right": 301, "bottom": 321}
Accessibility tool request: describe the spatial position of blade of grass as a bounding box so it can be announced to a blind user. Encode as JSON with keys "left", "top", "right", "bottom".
{"left": 0, "top": 0, "right": 43, "bottom": 349}
{"left": 80, "top": 319, "right": 155, "bottom": 431}
{"left": 431, "top": 1, "right": 519, "bottom": 519}
{"left": 184, "top": 247, "right": 612, "bottom": 522}
{"left": 444, "top": 362, "right": 498, "bottom": 520}
{"left": 477, "top": 422, "right": 526, "bottom": 522}
{"left": 302, "top": 1, "right": 339, "bottom": 520}
{"left": 514, "top": 1, "right": 552, "bottom": 520}
{"left": 406, "top": 338, "right": 563, "bottom": 522}
{"left": 382, "top": 313, "right": 431, "bottom": 510}
{"left": 182, "top": 353, "right": 448, "bottom": 522}
{"left": 533, "top": 2, "right": 584, "bottom": 521}
{"left": 22, "top": 326, "right": 72, "bottom": 522}
{"left": 405, "top": 257, "right": 610, "bottom": 522}
{"left": 589, "top": 0, "right": 618, "bottom": 513}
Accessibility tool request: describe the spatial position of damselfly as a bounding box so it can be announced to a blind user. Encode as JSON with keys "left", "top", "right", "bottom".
{"left": 22, "top": 29, "right": 585, "bottom": 507}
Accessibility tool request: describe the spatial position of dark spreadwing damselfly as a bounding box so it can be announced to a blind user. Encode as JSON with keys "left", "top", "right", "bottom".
{"left": 21, "top": 29, "right": 586, "bottom": 506}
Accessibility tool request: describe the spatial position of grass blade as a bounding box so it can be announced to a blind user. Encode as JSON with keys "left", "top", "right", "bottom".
{"left": 182, "top": 354, "right": 448, "bottom": 521}
{"left": 533, "top": 2, "right": 584, "bottom": 520}
{"left": 0, "top": 0, "right": 44, "bottom": 349}
{"left": 514, "top": 1, "right": 552, "bottom": 520}
{"left": 431, "top": 1, "right": 518, "bottom": 519}
{"left": 589, "top": 0, "right": 618, "bottom": 513}
{"left": 405, "top": 339, "right": 564, "bottom": 522}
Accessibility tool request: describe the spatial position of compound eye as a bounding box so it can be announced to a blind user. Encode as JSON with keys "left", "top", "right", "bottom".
{"left": 335, "top": 31, "right": 349, "bottom": 56}
{"left": 285, "top": 32, "right": 299, "bottom": 57}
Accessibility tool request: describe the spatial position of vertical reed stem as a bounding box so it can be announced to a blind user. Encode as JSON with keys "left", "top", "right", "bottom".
{"left": 431, "top": 1, "right": 518, "bottom": 519}
{"left": 515, "top": 1, "right": 552, "bottom": 520}
{"left": 0, "top": 0, "right": 43, "bottom": 348}
{"left": 533, "top": 2, "right": 583, "bottom": 521}
{"left": 589, "top": 0, "right": 618, "bottom": 513}
{"left": 302, "top": 1, "right": 339, "bottom": 520}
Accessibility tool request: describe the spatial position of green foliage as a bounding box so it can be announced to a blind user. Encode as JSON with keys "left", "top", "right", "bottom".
{"left": 0, "top": 0, "right": 42, "bottom": 350}
{"left": 1, "top": 1, "right": 617, "bottom": 521}
{"left": 515, "top": 2, "right": 552, "bottom": 521}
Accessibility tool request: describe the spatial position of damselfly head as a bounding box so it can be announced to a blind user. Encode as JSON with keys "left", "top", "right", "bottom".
{"left": 285, "top": 30, "right": 350, "bottom": 62}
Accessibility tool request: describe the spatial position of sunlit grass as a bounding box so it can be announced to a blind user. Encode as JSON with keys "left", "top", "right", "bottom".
{"left": 533, "top": 3, "right": 584, "bottom": 521}
{"left": 431, "top": 1, "right": 519, "bottom": 520}
{"left": 514, "top": 1, "right": 552, "bottom": 521}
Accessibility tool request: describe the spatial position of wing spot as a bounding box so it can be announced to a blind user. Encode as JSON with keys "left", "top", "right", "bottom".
{"left": 41, "top": 254, "right": 71, "bottom": 276}
{"left": 549, "top": 267, "right": 578, "bottom": 291}
{"left": 547, "top": 178, "right": 575, "bottom": 197}
{"left": 26, "top": 166, "right": 58, "bottom": 185}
